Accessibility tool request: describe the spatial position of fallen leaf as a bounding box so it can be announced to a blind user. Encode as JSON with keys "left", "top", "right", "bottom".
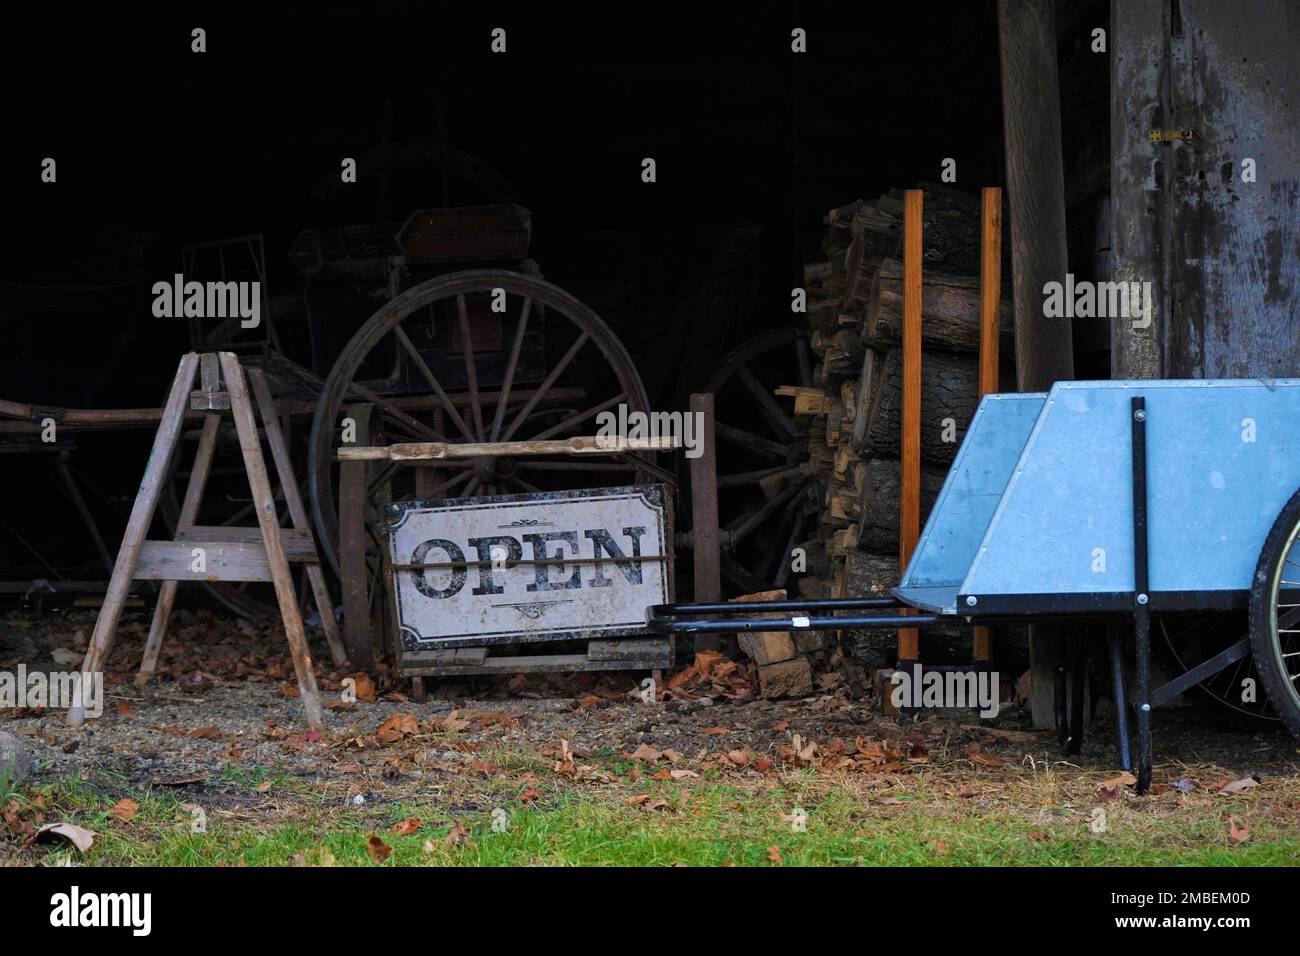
{"left": 726, "top": 749, "right": 749, "bottom": 767}
{"left": 376, "top": 713, "right": 420, "bottom": 745}
{"left": 34, "top": 822, "right": 97, "bottom": 853}
{"left": 630, "top": 744, "right": 663, "bottom": 763}
{"left": 766, "top": 845, "right": 782, "bottom": 863}
{"left": 1218, "top": 776, "right": 1259, "bottom": 795}
{"left": 669, "top": 769, "right": 699, "bottom": 779}
{"left": 699, "top": 727, "right": 731, "bottom": 735}
{"left": 445, "top": 823, "right": 471, "bottom": 846}
{"left": 350, "top": 673, "right": 377, "bottom": 703}
{"left": 366, "top": 834, "right": 392, "bottom": 863}
{"left": 754, "top": 756, "right": 774, "bottom": 773}
{"left": 963, "top": 745, "right": 1006, "bottom": 769}
{"left": 115, "top": 702, "right": 134, "bottom": 716}
{"left": 1227, "top": 818, "right": 1251, "bottom": 845}
{"left": 519, "top": 788, "right": 542, "bottom": 803}
{"left": 188, "top": 726, "right": 221, "bottom": 740}
{"left": 390, "top": 818, "right": 422, "bottom": 835}
{"left": 1101, "top": 771, "right": 1137, "bottom": 790}
{"left": 108, "top": 799, "right": 139, "bottom": 822}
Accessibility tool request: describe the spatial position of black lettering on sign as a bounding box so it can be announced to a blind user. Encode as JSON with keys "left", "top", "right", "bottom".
{"left": 522, "top": 531, "right": 582, "bottom": 592}
{"left": 411, "top": 539, "right": 467, "bottom": 599}
{"left": 585, "top": 527, "right": 646, "bottom": 587}
{"left": 466, "top": 535, "right": 523, "bottom": 595}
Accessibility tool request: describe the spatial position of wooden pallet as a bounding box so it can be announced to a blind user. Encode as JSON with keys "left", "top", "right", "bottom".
{"left": 400, "top": 636, "right": 673, "bottom": 701}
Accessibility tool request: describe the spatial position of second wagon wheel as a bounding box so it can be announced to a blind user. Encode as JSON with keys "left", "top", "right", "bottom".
{"left": 1156, "top": 612, "right": 1279, "bottom": 730}
{"left": 1248, "top": 485, "right": 1300, "bottom": 738}
{"left": 694, "top": 326, "right": 816, "bottom": 595}
{"left": 308, "top": 269, "right": 654, "bottom": 576}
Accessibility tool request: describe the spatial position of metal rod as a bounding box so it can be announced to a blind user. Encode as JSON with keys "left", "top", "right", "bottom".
{"left": 654, "top": 597, "right": 903, "bottom": 614}
{"left": 649, "top": 612, "right": 942, "bottom": 634}
{"left": 1131, "top": 396, "right": 1153, "bottom": 794}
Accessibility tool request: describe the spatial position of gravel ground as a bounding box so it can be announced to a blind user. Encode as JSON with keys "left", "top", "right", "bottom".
{"left": 3, "top": 606, "right": 1298, "bottom": 813}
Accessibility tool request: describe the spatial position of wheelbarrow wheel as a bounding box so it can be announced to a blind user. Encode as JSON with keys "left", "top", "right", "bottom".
{"left": 1248, "top": 485, "right": 1300, "bottom": 739}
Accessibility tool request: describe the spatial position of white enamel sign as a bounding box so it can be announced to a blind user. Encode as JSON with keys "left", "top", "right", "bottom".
{"left": 384, "top": 485, "right": 671, "bottom": 648}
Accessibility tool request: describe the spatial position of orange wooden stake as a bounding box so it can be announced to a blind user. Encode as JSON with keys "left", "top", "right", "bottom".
{"left": 973, "top": 186, "right": 1003, "bottom": 662}
{"left": 898, "top": 189, "right": 923, "bottom": 662}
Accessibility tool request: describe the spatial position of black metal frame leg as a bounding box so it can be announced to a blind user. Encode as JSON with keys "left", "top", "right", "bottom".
{"left": 1066, "top": 635, "right": 1086, "bottom": 755}
{"left": 1130, "top": 396, "right": 1153, "bottom": 794}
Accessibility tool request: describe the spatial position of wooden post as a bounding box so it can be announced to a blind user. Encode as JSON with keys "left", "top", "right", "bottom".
{"left": 898, "top": 189, "right": 922, "bottom": 662}
{"left": 689, "top": 392, "right": 722, "bottom": 651}
{"left": 973, "top": 186, "right": 1002, "bottom": 664}
{"left": 247, "top": 368, "right": 349, "bottom": 669}
{"left": 999, "top": 0, "right": 1074, "bottom": 727}
{"left": 220, "top": 354, "right": 325, "bottom": 730}
{"left": 339, "top": 403, "right": 377, "bottom": 670}
{"left": 69, "top": 353, "right": 200, "bottom": 726}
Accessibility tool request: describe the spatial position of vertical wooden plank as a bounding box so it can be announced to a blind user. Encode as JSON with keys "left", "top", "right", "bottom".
{"left": 689, "top": 392, "right": 721, "bottom": 652}
{"left": 69, "top": 353, "right": 200, "bottom": 726}
{"left": 974, "top": 186, "right": 1003, "bottom": 663}
{"left": 137, "top": 412, "right": 222, "bottom": 686}
{"left": 247, "top": 368, "right": 349, "bottom": 669}
{"left": 221, "top": 353, "right": 325, "bottom": 730}
{"left": 339, "top": 403, "right": 377, "bottom": 669}
{"left": 898, "top": 190, "right": 922, "bottom": 662}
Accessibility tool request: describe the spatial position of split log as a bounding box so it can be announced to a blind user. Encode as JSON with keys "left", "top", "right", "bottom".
{"left": 857, "top": 348, "right": 981, "bottom": 465}
{"left": 865, "top": 259, "right": 1014, "bottom": 354}
{"left": 855, "top": 458, "right": 947, "bottom": 553}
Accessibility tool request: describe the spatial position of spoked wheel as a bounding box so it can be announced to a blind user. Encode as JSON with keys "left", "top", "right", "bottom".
{"left": 1249, "top": 486, "right": 1300, "bottom": 738}
{"left": 695, "top": 326, "right": 816, "bottom": 595}
{"left": 308, "top": 269, "right": 653, "bottom": 575}
{"left": 1157, "top": 611, "right": 1279, "bottom": 731}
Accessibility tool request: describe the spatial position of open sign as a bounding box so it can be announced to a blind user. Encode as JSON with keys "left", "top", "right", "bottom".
{"left": 384, "top": 485, "right": 672, "bottom": 648}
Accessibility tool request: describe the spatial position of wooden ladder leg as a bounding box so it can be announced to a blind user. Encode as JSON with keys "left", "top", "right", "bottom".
{"left": 137, "top": 412, "right": 222, "bottom": 686}
{"left": 70, "top": 353, "right": 201, "bottom": 726}
{"left": 246, "top": 368, "right": 349, "bottom": 669}
{"left": 223, "top": 355, "right": 324, "bottom": 730}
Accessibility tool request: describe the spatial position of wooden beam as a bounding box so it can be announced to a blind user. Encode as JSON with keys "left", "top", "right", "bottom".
{"left": 998, "top": 0, "right": 1074, "bottom": 390}
{"left": 898, "top": 189, "right": 922, "bottom": 662}
{"left": 974, "top": 186, "right": 1003, "bottom": 663}
{"left": 336, "top": 435, "right": 680, "bottom": 461}
{"left": 69, "top": 353, "right": 201, "bottom": 726}
{"left": 689, "top": 392, "right": 722, "bottom": 651}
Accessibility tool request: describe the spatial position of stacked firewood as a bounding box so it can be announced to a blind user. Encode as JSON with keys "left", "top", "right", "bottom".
{"left": 777, "top": 184, "right": 1012, "bottom": 665}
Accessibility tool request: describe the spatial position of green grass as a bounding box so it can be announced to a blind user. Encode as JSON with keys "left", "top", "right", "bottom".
{"left": 7, "top": 771, "right": 1299, "bottom": 866}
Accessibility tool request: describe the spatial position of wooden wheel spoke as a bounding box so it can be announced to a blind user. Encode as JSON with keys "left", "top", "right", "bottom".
{"left": 714, "top": 420, "right": 789, "bottom": 460}
{"left": 489, "top": 296, "right": 532, "bottom": 442}
{"left": 530, "top": 391, "right": 627, "bottom": 442}
{"left": 455, "top": 294, "right": 486, "bottom": 440}
{"left": 343, "top": 380, "right": 443, "bottom": 442}
{"left": 500, "top": 331, "right": 590, "bottom": 441}
{"left": 717, "top": 464, "right": 802, "bottom": 489}
{"left": 723, "top": 479, "right": 804, "bottom": 544}
{"left": 516, "top": 460, "right": 637, "bottom": 472}
{"left": 393, "top": 325, "right": 475, "bottom": 442}
{"left": 735, "top": 366, "right": 796, "bottom": 440}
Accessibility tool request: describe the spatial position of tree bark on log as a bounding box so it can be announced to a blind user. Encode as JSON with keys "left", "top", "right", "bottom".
{"left": 855, "top": 458, "right": 947, "bottom": 553}
{"left": 859, "top": 348, "right": 981, "bottom": 466}
{"left": 866, "top": 259, "right": 1015, "bottom": 353}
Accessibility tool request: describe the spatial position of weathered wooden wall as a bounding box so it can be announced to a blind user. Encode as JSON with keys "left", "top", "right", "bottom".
{"left": 1113, "top": 0, "right": 1300, "bottom": 378}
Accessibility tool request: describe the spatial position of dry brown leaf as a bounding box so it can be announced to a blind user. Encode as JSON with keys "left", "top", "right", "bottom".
{"left": 376, "top": 713, "right": 420, "bottom": 745}
{"left": 390, "top": 818, "right": 422, "bottom": 835}
{"left": 34, "top": 822, "right": 97, "bottom": 853}
{"left": 366, "top": 834, "right": 392, "bottom": 863}
{"left": 1218, "top": 776, "right": 1259, "bottom": 795}
{"left": 1227, "top": 818, "right": 1252, "bottom": 845}
{"left": 108, "top": 798, "right": 139, "bottom": 822}
{"left": 766, "top": 845, "right": 783, "bottom": 863}
{"left": 188, "top": 726, "right": 221, "bottom": 740}
{"left": 1101, "top": 771, "right": 1137, "bottom": 790}
{"left": 630, "top": 744, "right": 663, "bottom": 763}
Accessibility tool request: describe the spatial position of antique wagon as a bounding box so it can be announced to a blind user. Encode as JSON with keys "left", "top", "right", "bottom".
{"left": 652, "top": 379, "right": 1300, "bottom": 792}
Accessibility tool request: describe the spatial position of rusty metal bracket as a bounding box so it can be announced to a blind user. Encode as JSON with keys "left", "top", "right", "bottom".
{"left": 1147, "top": 127, "right": 1194, "bottom": 144}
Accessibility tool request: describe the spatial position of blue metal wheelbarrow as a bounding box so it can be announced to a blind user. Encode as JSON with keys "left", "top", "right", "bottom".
{"left": 651, "top": 380, "right": 1300, "bottom": 793}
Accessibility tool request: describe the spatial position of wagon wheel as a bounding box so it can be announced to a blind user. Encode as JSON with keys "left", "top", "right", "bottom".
{"left": 308, "top": 269, "right": 653, "bottom": 576}
{"left": 694, "top": 326, "right": 816, "bottom": 596}
{"left": 1248, "top": 486, "right": 1300, "bottom": 738}
{"left": 1156, "top": 612, "right": 1279, "bottom": 730}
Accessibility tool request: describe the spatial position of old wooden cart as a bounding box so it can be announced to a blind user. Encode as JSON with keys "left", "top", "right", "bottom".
{"left": 652, "top": 379, "right": 1300, "bottom": 792}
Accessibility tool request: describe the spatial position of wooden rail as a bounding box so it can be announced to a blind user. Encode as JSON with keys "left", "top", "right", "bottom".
{"left": 336, "top": 435, "right": 680, "bottom": 461}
